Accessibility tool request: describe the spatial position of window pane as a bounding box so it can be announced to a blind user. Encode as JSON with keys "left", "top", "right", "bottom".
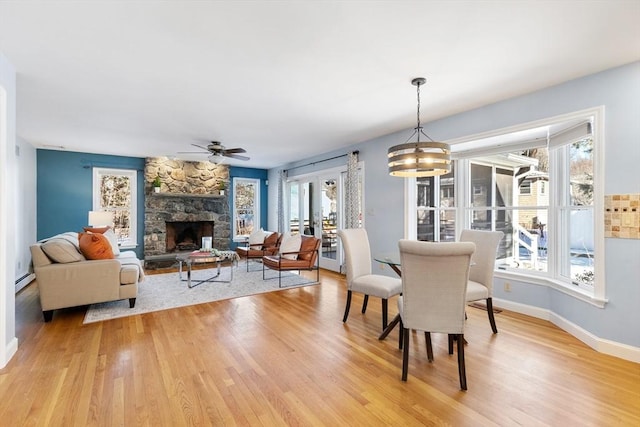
{"left": 496, "top": 168, "right": 513, "bottom": 207}
{"left": 570, "top": 208, "right": 594, "bottom": 287}
{"left": 289, "top": 184, "right": 299, "bottom": 233}
{"left": 234, "top": 180, "right": 258, "bottom": 237}
{"left": 417, "top": 208, "right": 434, "bottom": 241}
{"left": 471, "top": 209, "right": 492, "bottom": 230}
{"left": 440, "top": 210, "right": 456, "bottom": 241}
{"left": 95, "top": 169, "right": 135, "bottom": 246}
{"left": 440, "top": 163, "right": 455, "bottom": 207}
{"left": 513, "top": 208, "right": 548, "bottom": 272}
{"left": 570, "top": 138, "right": 594, "bottom": 206}
{"left": 470, "top": 164, "right": 491, "bottom": 207}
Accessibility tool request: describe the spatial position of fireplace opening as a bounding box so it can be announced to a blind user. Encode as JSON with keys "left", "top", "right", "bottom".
{"left": 166, "top": 221, "right": 214, "bottom": 253}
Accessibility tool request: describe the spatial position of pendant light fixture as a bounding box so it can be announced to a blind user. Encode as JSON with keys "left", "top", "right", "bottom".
{"left": 388, "top": 77, "right": 451, "bottom": 177}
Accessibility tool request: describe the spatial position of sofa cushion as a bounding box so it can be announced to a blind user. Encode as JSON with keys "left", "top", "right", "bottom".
{"left": 41, "top": 238, "right": 86, "bottom": 263}
{"left": 78, "top": 232, "right": 115, "bottom": 260}
{"left": 83, "top": 226, "right": 120, "bottom": 256}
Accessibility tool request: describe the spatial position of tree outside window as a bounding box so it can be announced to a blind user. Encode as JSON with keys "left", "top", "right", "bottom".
{"left": 233, "top": 178, "right": 260, "bottom": 240}
{"left": 93, "top": 168, "right": 137, "bottom": 247}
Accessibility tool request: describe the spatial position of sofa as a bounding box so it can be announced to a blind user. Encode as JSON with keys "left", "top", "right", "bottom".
{"left": 30, "top": 231, "right": 144, "bottom": 322}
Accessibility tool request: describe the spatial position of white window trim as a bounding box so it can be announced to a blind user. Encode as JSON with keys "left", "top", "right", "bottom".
{"left": 232, "top": 177, "right": 260, "bottom": 242}
{"left": 92, "top": 167, "right": 138, "bottom": 248}
{"left": 406, "top": 106, "right": 606, "bottom": 306}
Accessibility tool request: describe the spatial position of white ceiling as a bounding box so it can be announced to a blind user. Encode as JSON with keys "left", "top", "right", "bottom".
{"left": 1, "top": 1, "right": 639, "bottom": 169}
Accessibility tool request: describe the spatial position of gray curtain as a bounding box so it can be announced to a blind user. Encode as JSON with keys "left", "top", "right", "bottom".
{"left": 344, "top": 151, "right": 360, "bottom": 229}
{"left": 277, "top": 169, "right": 287, "bottom": 233}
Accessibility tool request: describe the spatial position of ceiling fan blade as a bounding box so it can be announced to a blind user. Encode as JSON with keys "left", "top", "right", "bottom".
{"left": 223, "top": 147, "right": 247, "bottom": 154}
{"left": 177, "top": 151, "right": 208, "bottom": 154}
{"left": 226, "top": 153, "right": 250, "bottom": 161}
{"left": 191, "top": 143, "right": 210, "bottom": 151}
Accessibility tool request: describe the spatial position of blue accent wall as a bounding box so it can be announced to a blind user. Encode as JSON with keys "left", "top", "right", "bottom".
{"left": 37, "top": 151, "right": 270, "bottom": 258}
{"left": 37, "top": 150, "right": 146, "bottom": 258}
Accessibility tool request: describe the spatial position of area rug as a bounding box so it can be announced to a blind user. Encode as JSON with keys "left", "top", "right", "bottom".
{"left": 83, "top": 264, "right": 319, "bottom": 324}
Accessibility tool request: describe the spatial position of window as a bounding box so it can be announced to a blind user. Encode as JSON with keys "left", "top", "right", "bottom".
{"left": 233, "top": 178, "right": 260, "bottom": 241}
{"left": 93, "top": 168, "right": 137, "bottom": 247}
{"left": 408, "top": 108, "right": 604, "bottom": 303}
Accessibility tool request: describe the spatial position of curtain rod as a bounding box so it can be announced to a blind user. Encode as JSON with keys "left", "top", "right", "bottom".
{"left": 284, "top": 150, "right": 359, "bottom": 174}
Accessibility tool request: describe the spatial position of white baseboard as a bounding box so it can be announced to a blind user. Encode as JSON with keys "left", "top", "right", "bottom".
{"left": 493, "top": 298, "right": 640, "bottom": 363}
{"left": 0, "top": 337, "right": 18, "bottom": 369}
{"left": 15, "top": 273, "right": 34, "bottom": 293}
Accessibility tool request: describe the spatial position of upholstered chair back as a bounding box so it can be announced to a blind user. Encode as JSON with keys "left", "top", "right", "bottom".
{"left": 459, "top": 230, "right": 503, "bottom": 295}
{"left": 337, "top": 228, "right": 372, "bottom": 289}
{"left": 398, "top": 240, "right": 475, "bottom": 333}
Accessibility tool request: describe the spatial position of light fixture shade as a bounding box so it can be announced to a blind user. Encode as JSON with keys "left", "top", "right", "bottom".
{"left": 88, "top": 210, "right": 114, "bottom": 227}
{"left": 208, "top": 154, "right": 225, "bottom": 165}
{"left": 388, "top": 76, "right": 452, "bottom": 177}
{"left": 388, "top": 141, "right": 451, "bottom": 177}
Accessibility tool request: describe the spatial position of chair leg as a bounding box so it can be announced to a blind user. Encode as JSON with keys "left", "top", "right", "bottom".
{"left": 343, "top": 290, "right": 352, "bottom": 323}
{"left": 361, "top": 295, "right": 369, "bottom": 314}
{"left": 425, "top": 332, "right": 433, "bottom": 362}
{"left": 43, "top": 310, "right": 53, "bottom": 322}
{"left": 398, "top": 319, "right": 404, "bottom": 349}
{"left": 486, "top": 298, "right": 498, "bottom": 333}
{"left": 401, "top": 327, "right": 410, "bottom": 381}
{"left": 448, "top": 334, "right": 454, "bottom": 354}
{"left": 457, "top": 333, "right": 467, "bottom": 390}
{"left": 129, "top": 298, "right": 136, "bottom": 308}
{"left": 381, "top": 299, "right": 388, "bottom": 330}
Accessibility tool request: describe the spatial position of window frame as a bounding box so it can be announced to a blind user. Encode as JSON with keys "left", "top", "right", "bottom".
{"left": 232, "top": 177, "right": 261, "bottom": 242}
{"left": 92, "top": 167, "right": 138, "bottom": 248}
{"left": 406, "top": 106, "right": 606, "bottom": 307}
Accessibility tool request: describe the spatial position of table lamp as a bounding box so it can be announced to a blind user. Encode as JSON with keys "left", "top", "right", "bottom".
{"left": 88, "top": 210, "right": 114, "bottom": 227}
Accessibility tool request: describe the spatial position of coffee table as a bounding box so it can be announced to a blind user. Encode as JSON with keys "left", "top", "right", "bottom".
{"left": 176, "top": 250, "right": 239, "bottom": 288}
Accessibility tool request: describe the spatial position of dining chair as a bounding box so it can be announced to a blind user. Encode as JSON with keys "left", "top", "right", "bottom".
{"left": 397, "top": 239, "right": 475, "bottom": 389}
{"left": 459, "top": 229, "right": 504, "bottom": 333}
{"left": 337, "top": 228, "right": 402, "bottom": 331}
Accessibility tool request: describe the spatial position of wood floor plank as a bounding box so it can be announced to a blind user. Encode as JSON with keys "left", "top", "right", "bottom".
{"left": 2, "top": 269, "right": 639, "bottom": 426}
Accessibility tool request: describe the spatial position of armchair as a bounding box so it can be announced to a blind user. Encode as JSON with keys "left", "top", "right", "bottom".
{"left": 262, "top": 235, "right": 320, "bottom": 287}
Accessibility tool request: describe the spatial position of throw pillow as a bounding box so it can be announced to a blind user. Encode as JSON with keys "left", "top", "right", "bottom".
{"left": 78, "top": 232, "right": 115, "bottom": 260}
{"left": 248, "top": 228, "right": 267, "bottom": 246}
{"left": 41, "top": 239, "right": 85, "bottom": 263}
{"left": 279, "top": 233, "right": 302, "bottom": 260}
{"left": 83, "top": 226, "right": 120, "bottom": 256}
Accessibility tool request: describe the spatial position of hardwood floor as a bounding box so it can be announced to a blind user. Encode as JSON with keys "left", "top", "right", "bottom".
{"left": 2, "top": 269, "right": 639, "bottom": 426}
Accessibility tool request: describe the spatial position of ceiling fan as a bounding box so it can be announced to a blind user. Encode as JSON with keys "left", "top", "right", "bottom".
{"left": 180, "top": 141, "right": 250, "bottom": 163}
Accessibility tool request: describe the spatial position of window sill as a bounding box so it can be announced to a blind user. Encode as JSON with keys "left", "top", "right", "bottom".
{"left": 494, "top": 269, "right": 607, "bottom": 308}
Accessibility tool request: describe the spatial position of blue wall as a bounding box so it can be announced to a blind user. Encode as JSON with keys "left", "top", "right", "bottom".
{"left": 37, "top": 151, "right": 270, "bottom": 258}
{"left": 37, "top": 150, "right": 146, "bottom": 258}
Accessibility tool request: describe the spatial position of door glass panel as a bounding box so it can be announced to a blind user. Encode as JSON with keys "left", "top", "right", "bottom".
{"left": 289, "top": 184, "right": 299, "bottom": 234}
{"left": 321, "top": 179, "right": 338, "bottom": 259}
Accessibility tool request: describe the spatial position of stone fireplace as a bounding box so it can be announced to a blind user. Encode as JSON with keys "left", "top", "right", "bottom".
{"left": 143, "top": 158, "right": 230, "bottom": 265}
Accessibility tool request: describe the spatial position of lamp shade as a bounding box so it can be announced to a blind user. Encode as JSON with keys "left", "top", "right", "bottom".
{"left": 88, "top": 210, "right": 114, "bottom": 227}
{"left": 388, "top": 141, "right": 451, "bottom": 177}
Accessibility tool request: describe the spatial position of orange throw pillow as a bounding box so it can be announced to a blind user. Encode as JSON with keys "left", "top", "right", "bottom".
{"left": 78, "top": 232, "right": 114, "bottom": 260}
{"left": 83, "top": 226, "right": 110, "bottom": 234}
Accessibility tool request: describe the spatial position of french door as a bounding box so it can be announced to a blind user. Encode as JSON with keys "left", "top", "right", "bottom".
{"left": 286, "top": 169, "right": 344, "bottom": 272}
